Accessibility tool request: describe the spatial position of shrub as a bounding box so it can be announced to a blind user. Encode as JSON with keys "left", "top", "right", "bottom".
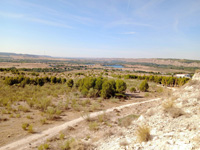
{"left": 139, "top": 80, "right": 149, "bottom": 92}
{"left": 97, "top": 113, "right": 107, "bottom": 123}
{"left": 46, "top": 107, "right": 56, "bottom": 120}
{"left": 87, "top": 88, "right": 98, "bottom": 98}
{"left": 116, "top": 79, "right": 127, "bottom": 94}
{"left": 51, "top": 76, "right": 57, "bottom": 84}
{"left": 135, "top": 124, "right": 151, "bottom": 142}
{"left": 162, "top": 99, "right": 174, "bottom": 110}
{"left": 26, "top": 115, "right": 33, "bottom": 119}
{"left": 62, "top": 78, "right": 66, "bottom": 84}
{"left": 162, "top": 99, "right": 184, "bottom": 118}
{"left": 40, "top": 118, "right": 47, "bottom": 125}
{"left": 18, "top": 105, "right": 30, "bottom": 112}
{"left": 59, "top": 132, "right": 65, "bottom": 140}
{"left": 28, "top": 124, "right": 34, "bottom": 133}
{"left": 130, "top": 87, "right": 136, "bottom": 93}
{"left": 81, "top": 87, "right": 89, "bottom": 97}
{"left": 89, "top": 121, "right": 99, "bottom": 131}
{"left": 61, "top": 138, "right": 75, "bottom": 150}
{"left": 38, "top": 98, "right": 52, "bottom": 112}
{"left": 101, "top": 80, "right": 116, "bottom": 99}
{"left": 118, "top": 114, "right": 139, "bottom": 127}
{"left": 22, "top": 123, "right": 29, "bottom": 130}
{"left": 37, "top": 78, "right": 44, "bottom": 86}
{"left": 38, "top": 143, "right": 49, "bottom": 150}
{"left": 81, "top": 112, "right": 92, "bottom": 122}
{"left": 95, "top": 77, "right": 103, "bottom": 91}
{"left": 67, "top": 79, "right": 74, "bottom": 88}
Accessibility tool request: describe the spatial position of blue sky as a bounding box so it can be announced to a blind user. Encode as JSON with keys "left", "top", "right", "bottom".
{"left": 0, "top": 0, "right": 200, "bottom": 59}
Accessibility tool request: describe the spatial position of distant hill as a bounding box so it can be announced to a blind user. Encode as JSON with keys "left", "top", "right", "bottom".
{"left": 0, "top": 52, "right": 200, "bottom": 71}
{"left": 0, "top": 52, "right": 52, "bottom": 58}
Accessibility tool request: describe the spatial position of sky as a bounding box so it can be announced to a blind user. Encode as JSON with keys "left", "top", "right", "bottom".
{"left": 0, "top": 0, "right": 200, "bottom": 59}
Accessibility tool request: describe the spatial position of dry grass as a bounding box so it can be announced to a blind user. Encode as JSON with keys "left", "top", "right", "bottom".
{"left": 135, "top": 124, "right": 151, "bottom": 143}
{"left": 59, "top": 132, "right": 65, "bottom": 140}
{"left": 118, "top": 114, "right": 139, "bottom": 127}
{"left": 162, "top": 98, "right": 184, "bottom": 118}
{"left": 61, "top": 138, "right": 94, "bottom": 150}
{"left": 38, "top": 143, "right": 49, "bottom": 150}
{"left": 166, "top": 107, "right": 185, "bottom": 118}
{"left": 162, "top": 98, "right": 174, "bottom": 110}
{"left": 88, "top": 121, "right": 99, "bottom": 131}
{"left": 104, "top": 129, "right": 114, "bottom": 138}
{"left": 27, "top": 125, "right": 34, "bottom": 133}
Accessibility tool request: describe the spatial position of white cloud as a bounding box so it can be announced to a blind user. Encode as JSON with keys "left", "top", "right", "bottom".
{"left": 121, "top": 32, "right": 136, "bottom": 35}
{"left": 0, "top": 11, "right": 73, "bottom": 29}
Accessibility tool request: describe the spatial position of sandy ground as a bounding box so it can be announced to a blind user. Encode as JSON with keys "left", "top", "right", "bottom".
{"left": 0, "top": 98, "right": 161, "bottom": 150}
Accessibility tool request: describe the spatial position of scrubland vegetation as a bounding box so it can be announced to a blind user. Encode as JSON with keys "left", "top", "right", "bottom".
{"left": 0, "top": 65, "right": 191, "bottom": 149}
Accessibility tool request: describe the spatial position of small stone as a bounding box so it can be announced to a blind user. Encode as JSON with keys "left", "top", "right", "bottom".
{"left": 185, "top": 140, "right": 190, "bottom": 144}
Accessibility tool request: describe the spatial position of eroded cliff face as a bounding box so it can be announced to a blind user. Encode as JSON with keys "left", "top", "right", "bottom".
{"left": 192, "top": 71, "right": 200, "bottom": 81}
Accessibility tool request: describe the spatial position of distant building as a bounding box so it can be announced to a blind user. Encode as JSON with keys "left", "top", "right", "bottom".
{"left": 175, "top": 74, "right": 191, "bottom": 78}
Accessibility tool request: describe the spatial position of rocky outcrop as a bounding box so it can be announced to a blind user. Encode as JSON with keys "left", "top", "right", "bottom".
{"left": 95, "top": 79, "right": 200, "bottom": 150}
{"left": 192, "top": 71, "right": 200, "bottom": 81}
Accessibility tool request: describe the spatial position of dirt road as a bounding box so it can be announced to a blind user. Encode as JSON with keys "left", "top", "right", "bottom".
{"left": 0, "top": 98, "right": 161, "bottom": 150}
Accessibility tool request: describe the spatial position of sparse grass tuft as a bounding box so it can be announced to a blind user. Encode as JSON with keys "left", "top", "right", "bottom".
{"left": 162, "top": 98, "right": 184, "bottom": 118}
{"left": 166, "top": 107, "right": 185, "bottom": 118}
{"left": 28, "top": 124, "right": 34, "bottom": 133}
{"left": 61, "top": 138, "right": 94, "bottom": 150}
{"left": 26, "top": 115, "right": 33, "bottom": 119}
{"left": 135, "top": 124, "right": 151, "bottom": 143}
{"left": 61, "top": 138, "right": 75, "bottom": 150}
{"left": 16, "top": 114, "right": 21, "bottom": 118}
{"left": 38, "top": 143, "right": 49, "bottom": 150}
{"left": 40, "top": 118, "right": 47, "bottom": 125}
{"left": 110, "top": 97, "right": 119, "bottom": 103}
{"left": 22, "top": 123, "right": 29, "bottom": 130}
{"left": 89, "top": 121, "right": 99, "bottom": 131}
{"left": 59, "top": 132, "right": 65, "bottom": 140}
{"left": 162, "top": 98, "right": 174, "bottom": 110}
{"left": 118, "top": 114, "right": 139, "bottom": 127}
{"left": 18, "top": 105, "right": 30, "bottom": 112}
{"left": 81, "top": 112, "right": 93, "bottom": 122}
{"left": 22, "top": 123, "right": 34, "bottom": 133}
{"left": 97, "top": 113, "right": 107, "bottom": 123}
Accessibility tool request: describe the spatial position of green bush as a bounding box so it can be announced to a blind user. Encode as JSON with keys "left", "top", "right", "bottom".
{"left": 139, "top": 80, "right": 149, "bottom": 92}
{"left": 87, "top": 88, "right": 98, "bottom": 98}
{"left": 130, "top": 87, "right": 136, "bottom": 93}
{"left": 67, "top": 79, "right": 74, "bottom": 88}
{"left": 51, "top": 76, "right": 57, "bottom": 84}
{"left": 116, "top": 79, "right": 127, "bottom": 94}
{"left": 101, "top": 80, "right": 116, "bottom": 99}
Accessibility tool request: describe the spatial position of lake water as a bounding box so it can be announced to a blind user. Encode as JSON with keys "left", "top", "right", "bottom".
{"left": 105, "top": 65, "right": 124, "bottom": 68}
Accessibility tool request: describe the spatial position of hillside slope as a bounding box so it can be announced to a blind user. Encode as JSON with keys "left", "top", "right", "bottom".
{"left": 96, "top": 72, "right": 200, "bottom": 150}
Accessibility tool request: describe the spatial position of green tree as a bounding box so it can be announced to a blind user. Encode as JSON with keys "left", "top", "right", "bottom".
{"left": 116, "top": 79, "right": 127, "bottom": 94}
{"left": 37, "top": 78, "right": 44, "bottom": 86}
{"left": 61, "top": 78, "right": 66, "bottom": 84}
{"left": 51, "top": 76, "right": 57, "bottom": 84}
{"left": 101, "top": 80, "right": 116, "bottom": 99}
{"left": 83, "top": 77, "right": 96, "bottom": 90}
{"left": 67, "top": 79, "right": 74, "bottom": 88}
{"left": 95, "top": 77, "right": 103, "bottom": 91}
{"left": 139, "top": 80, "right": 149, "bottom": 92}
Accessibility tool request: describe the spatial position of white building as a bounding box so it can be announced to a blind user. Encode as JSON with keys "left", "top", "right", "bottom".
{"left": 175, "top": 74, "right": 191, "bottom": 78}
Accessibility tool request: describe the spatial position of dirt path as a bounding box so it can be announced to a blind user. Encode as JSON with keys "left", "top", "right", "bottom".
{"left": 0, "top": 98, "right": 161, "bottom": 150}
